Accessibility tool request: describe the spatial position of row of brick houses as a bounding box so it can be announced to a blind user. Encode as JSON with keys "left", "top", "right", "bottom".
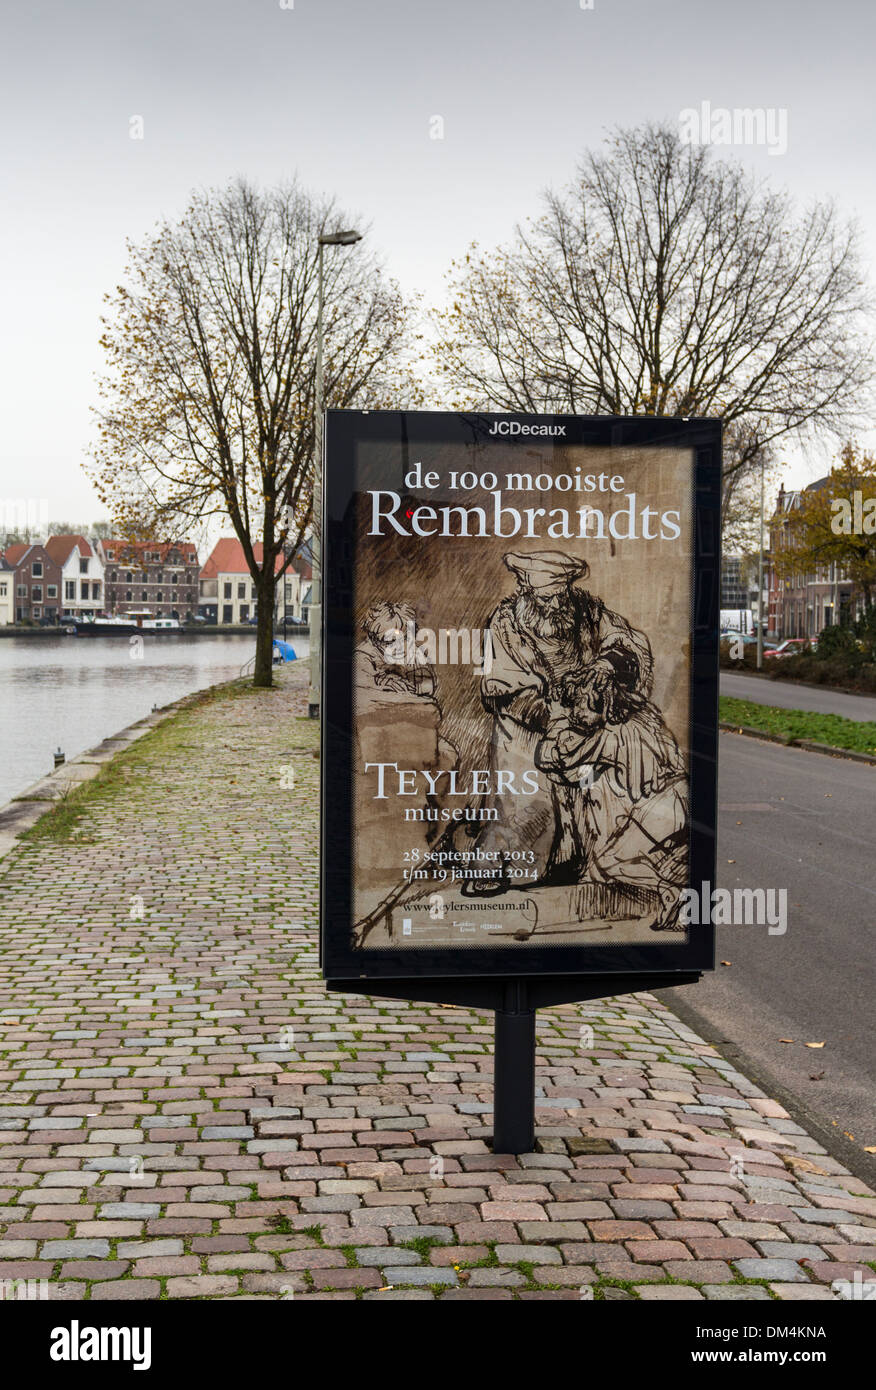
{"left": 0, "top": 533, "right": 311, "bottom": 626}
{"left": 99, "top": 539, "right": 200, "bottom": 617}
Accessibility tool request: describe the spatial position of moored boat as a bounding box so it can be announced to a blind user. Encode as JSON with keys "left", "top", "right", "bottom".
{"left": 73, "top": 610, "right": 183, "bottom": 636}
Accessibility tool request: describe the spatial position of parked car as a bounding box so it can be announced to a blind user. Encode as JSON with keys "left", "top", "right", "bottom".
{"left": 764, "top": 637, "right": 815, "bottom": 659}
{"left": 722, "top": 631, "right": 777, "bottom": 651}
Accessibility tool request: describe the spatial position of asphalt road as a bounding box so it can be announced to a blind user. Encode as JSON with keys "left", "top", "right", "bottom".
{"left": 721, "top": 669, "right": 876, "bottom": 720}
{"left": 661, "top": 729, "right": 876, "bottom": 1185}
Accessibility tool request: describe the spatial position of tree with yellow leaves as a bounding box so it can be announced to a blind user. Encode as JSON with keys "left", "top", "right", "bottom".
{"left": 772, "top": 443, "right": 876, "bottom": 615}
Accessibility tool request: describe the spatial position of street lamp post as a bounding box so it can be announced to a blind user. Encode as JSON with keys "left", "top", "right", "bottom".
{"left": 757, "top": 453, "right": 765, "bottom": 671}
{"left": 307, "top": 228, "right": 362, "bottom": 720}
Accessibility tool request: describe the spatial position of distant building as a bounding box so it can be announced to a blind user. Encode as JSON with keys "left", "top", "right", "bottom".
{"left": 768, "top": 479, "right": 862, "bottom": 639}
{"left": 720, "top": 555, "right": 749, "bottom": 609}
{"left": 0, "top": 558, "right": 14, "bottom": 625}
{"left": 97, "top": 540, "right": 200, "bottom": 618}
{"left": 199, "top": 538, "right": 288, "bottom": 625}
{"left": 3, "top": 542, "right": 63, "bottom": 622}
{"left": 44, "top": 534, "right": 104, "bottom": 619}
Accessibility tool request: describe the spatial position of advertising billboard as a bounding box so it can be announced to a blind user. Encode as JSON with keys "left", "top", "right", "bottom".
{"left": 321, "top": 411, "right": 720, "bottom": 983}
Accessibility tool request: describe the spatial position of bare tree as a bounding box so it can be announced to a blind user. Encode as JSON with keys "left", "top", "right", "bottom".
{"left": 434, "top": 123, "right": 873, "bottom": 505}
{"left": 89, "top": 178, "right": 418, "bottom": 685}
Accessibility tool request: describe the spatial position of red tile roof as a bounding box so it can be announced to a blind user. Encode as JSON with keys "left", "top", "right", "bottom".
{"left": 201, "top": 538, "right": 284, "bottom": 578}
{"left": 2, "top": 543, "right": 32, "bottom": 566}
{"left": 45, "top": 534, "right": 93, "bottom": 564}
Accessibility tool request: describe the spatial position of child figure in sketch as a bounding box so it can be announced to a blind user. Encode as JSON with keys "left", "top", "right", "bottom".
{"left": 463, "top": 551, "right": 689, "bottom": 932}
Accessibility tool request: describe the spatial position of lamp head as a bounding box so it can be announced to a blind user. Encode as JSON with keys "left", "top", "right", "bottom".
{"left": 318, "top": 229, "right": 362, "bottom": 246}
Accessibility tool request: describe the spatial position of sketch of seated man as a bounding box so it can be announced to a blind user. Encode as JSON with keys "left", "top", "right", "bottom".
{"left": 355, "top": 601, "right": 436, "bottom": 702}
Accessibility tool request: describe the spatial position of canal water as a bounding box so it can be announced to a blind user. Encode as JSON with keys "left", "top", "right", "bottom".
{"left": 0, "top": 632, "right": 309, "bottom": 805}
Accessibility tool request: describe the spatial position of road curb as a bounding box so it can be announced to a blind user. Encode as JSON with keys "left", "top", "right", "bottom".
{"left": 719, "top": 721, "right": 876, "bottom": 765}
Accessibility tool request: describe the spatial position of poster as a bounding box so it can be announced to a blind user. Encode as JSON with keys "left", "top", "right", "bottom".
{"left": 321, "top": 412, "right": 720, "bottom": 981}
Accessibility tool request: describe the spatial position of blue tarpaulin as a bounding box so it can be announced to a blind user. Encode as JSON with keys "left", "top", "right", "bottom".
{"left": 272, "top": 639, "right": 297, "bottom": 663}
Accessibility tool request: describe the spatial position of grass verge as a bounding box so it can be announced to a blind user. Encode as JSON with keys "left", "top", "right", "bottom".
{"left": 719, "top": 696, "right": 876, "bottom": 757}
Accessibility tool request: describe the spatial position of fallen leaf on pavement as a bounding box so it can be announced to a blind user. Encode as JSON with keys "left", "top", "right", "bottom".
{"left": 721, "top": 960, "right": 732, "bottom": 966}
{"left": 785, "top": 1155, "right": 828, "bottom": 1175}
{"left": 779, "top": 1038, "right": 794, "bottom": 1044}
{"left": 805, "top": 1042, "right": 826, "bottom": 1049}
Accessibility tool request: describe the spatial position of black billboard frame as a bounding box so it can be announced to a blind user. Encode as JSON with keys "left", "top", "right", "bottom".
{"left": 321, "top": 410, "right": 721, "bottom": 979}
{"left": 319, "top": 410, "right": 721, "bottom": 1150}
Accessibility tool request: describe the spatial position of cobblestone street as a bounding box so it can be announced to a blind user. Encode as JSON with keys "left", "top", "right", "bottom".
{"left": 1, "top": 663, "right": 874, "bottom": 1301}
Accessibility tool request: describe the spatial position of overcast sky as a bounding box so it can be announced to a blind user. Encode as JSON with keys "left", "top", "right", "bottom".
{"left": 2, "top": 0, "right": 874, "bottom": 526}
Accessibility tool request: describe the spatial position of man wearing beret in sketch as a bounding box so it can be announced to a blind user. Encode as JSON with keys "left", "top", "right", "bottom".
{"left": 466, "top": 550, "right": 689, "bottom": 932}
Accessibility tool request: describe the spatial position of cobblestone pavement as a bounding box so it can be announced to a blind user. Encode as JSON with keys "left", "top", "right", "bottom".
{"left": 1, "top": 664, "right": 874, "bottom": 1301}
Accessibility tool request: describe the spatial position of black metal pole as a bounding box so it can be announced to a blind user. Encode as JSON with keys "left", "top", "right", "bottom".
{"left": 492, "top": 980, "right": 536, "bottom": 1154}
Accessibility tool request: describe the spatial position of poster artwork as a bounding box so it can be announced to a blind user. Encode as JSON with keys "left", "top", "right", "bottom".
{"left": 348, "top": 432, "right": 697, "bottom": 954}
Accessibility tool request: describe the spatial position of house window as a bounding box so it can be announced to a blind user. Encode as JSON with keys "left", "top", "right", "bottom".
{"left": 172, "top": 573, "right": 178, "bottom": 584}
{"left": 110, "top": 570, "right": 117, "bottom": 582}
{"left": 237, "top": 582, "right": 246, "bottom": 598}
{"left": 222, "top": 605, "right": 233, "bottom": 623}
{"left": 17, "top": 585, "right": 27, "bottom": 596}
{"left": 32, "top": 585, "right": 42, "bottom": 601}
{"left": 32, "top": 561, "right": 43, "bottom": 577}
{"left": 0, "top": 583, "right": 6, "bottom": 597}
{"left": 156, "top": 592, "right": 162, "bottom": 601}
{"left": 81, "top": 582, "right": 89, "bottom": 600}
{"left": 79, "top": 558, "right": 88, "bottom": 574}
{"left": 125, "top": 571, "right": 133, "bottom": 583}
{"left": 47, "top": 585, "right": 58, "bottom": 598}
{"left": 126, "top": 590, "right": 132, "bottom": 601}
{"left": 65, "top": 581, "right": 75, "bottom": 600}
{"left": 223, "top": 582, "right": 232, "bottom": 599}
{"left": 105, "top": 549, "right": 114, "bottom": 561}
{"left": 92, "top": 582, "right": 101, "bottom": 599}
{"left": 141, "top": 590, "right": 148, "bottom": 601}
